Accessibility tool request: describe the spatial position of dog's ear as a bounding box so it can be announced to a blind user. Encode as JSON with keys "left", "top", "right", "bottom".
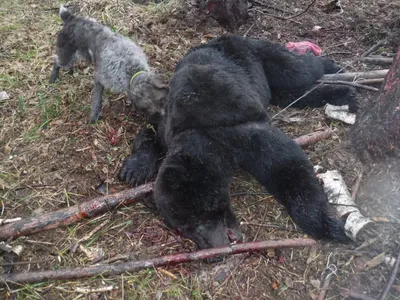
{"left": 152, "top": 74, "right": 169, "bottom": 90}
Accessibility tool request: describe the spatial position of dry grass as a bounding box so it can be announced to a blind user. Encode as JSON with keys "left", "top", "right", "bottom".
{"left": 0, "top": 0, "right": 399, "bottom": 299}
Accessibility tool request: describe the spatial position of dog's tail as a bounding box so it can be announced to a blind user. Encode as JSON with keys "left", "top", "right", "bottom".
{"left": 59, "top": 5, "right": 74, "bottom": 22}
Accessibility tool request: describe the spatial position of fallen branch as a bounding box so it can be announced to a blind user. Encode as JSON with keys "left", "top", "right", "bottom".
{"left": 379, "top": 250, "right": 400, "bottom": 300}
{"left": 294, "top": 130, "right": 333, "bottom": 147}
{"left": 0, "top": 238, "right": 316, "bottom": 284}
{"left": 0, "top": 183, "right": 154, "bottom": 241}
{"left": 357, "top": 57, "right": 394, "bottom": 65}
{"left": 317, "top": 80, "right": 379, "bottom": 92}
{"left": 322, "top": 70, "right": 389, "bottom": 82}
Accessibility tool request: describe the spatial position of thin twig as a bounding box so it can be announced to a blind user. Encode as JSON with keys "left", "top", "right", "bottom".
{"left": 243, "top": 18, "right": 259, "bottom": 37}
{"left": 240, "top": 222, "right": 298, "bottom": 232}
{"left": 322, "top": 51, "right": 353, "bottom": 57}
{"left": 284, "top": 0, "right": 318, "bottom": 19}
{"left": 249, "top": 0, "right": 291, "bottom": 14}
{"left": 317, "top": 274, "right": 334, "bottom": 300}
{"left": 76, "top": 286, "right": 116, "bottom": 294}
{"left": 362, "top": 40, "right": 387, "bottom": 57}
{"left": 351, "top": 169, "right": 364, "bottom": 202}
{"left": 317, "top": 80, "right": 379, "bottom": 91}
{"left": 250, "top": 9, "right": 307, "bottom": 30}
{"left": 217, "top": 256, "right": 249, "bottom": 290}
{"left": 272, "top": 65, "right": 348, "bottom": 119}
{"left": 0, "top": 258, "right": 55, "bottom": 267}
{"left": 379, "top": 250, "right": 400, "bottom": 300}
{"left": 340, "top": 288, "right": 377, "bottom": 300}
{"left": 231, "top": 192, "right": 270, "bottom": 197}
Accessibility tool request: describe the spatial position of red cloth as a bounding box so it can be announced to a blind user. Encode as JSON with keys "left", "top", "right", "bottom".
{"left": 285, "top": 41, "right": 322, "bottom": 56}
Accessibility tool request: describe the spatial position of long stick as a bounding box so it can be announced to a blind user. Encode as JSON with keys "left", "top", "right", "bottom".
{"left": 0, "top": 238, "right": 316, "bottom": 284}
{"left": 322, "top": 70, "right": 389, "bottom": 82}
{"left": 0, "top": 183, "right": 154, "bottom": 241}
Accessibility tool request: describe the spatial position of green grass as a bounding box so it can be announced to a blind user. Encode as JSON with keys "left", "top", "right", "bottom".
{"left": 0, "top": 24, "right": 21, "bottom": 31}
{"left": 0, "top": 74, "right": 20, "bottom": 89}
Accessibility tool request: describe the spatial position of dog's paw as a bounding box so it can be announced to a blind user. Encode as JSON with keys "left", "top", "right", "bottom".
{"left": 88, "top": 115, "right": 103, "bottom": 124}
{"left": 118, "top": 155, "right": 157, "bottom": 186}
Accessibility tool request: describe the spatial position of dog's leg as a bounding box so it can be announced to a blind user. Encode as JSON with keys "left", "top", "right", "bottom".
{"left": 49, "top": 57, "right": 61, "bottom": 84}
{"left": 89, "top": 80, "right": 104, "bottom": 124}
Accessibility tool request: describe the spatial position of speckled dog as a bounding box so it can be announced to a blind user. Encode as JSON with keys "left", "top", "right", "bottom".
{"left": 50, "top": 5, "right": 168, "bottom": 124}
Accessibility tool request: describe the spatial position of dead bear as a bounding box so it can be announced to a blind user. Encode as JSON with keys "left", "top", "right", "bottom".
{"left": 119, "top": 35, "right": 355, "bottom": 249}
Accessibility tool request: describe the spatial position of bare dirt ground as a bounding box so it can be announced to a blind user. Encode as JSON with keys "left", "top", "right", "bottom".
{"left": 0, "top": 0, "right": 399, "bottom": 299}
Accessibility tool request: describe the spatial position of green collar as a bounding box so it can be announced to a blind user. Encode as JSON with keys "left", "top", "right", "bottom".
{"left": 130, "top": 71, "right": 146, "bottom": 85}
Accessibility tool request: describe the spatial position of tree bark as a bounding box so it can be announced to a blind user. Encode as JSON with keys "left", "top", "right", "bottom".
{"left": 203, "top": 0, "right": 248, "bottom": 31}
{"left": 351, "top": 48, "right": 400, "bottom": 161}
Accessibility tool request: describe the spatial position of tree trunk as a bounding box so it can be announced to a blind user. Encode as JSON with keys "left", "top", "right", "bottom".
{"left": 351, "top": 48, "right": 400, "bottom": 161}
{"left": 204, "top": 0, "right": 248, "bottom": 31}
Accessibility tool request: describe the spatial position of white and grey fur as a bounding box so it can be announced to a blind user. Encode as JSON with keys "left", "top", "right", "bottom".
{"left": 50, "top": 5, "right": 168, "bottom": 124}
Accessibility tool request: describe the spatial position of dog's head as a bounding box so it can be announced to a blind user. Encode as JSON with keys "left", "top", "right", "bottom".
{"left": 129, "top": 72, "right": 169, "bottom": 124}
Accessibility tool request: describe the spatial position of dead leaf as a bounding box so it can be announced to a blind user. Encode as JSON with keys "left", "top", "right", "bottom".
{"left": 50, "top": 119, "right": 64, "bottom": 126}
{"left": 310, "top": 278, "right": 321, "bottom": 289}
{"left": 272, "top": 281, "right": 279, "bottom": 290}
{"left": 79, "top": 245, "right": 104, "bottom": 262}
{"left": 285, "top": 277, "right": 294, "bottom": 289}
{"left": 365, "top": 252, "right": 386, "bottom": 270}
{"left": 0, "top": 178, "right": 11, "bottom": 190}
{"left": 0, "top": 91, "right": 10, "bottom": 101}
{"left": 267, "top": 248, "right": 275, "bottom": 259}
{"left": 307, "top": 245, "right": 318, "bottom": 264}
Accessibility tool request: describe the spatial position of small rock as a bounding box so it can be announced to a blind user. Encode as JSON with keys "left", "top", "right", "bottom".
{"left": 32, "top": 207, "right": 45, "bottom": 216}
{"left": 0, "top": 91, "right": 10, "bottom": 101}
{"left": 285, "top": 277, "right": 294, "bottom": 289}
{"left": 310, "top": 278, "right": 321, "bottom": 289}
